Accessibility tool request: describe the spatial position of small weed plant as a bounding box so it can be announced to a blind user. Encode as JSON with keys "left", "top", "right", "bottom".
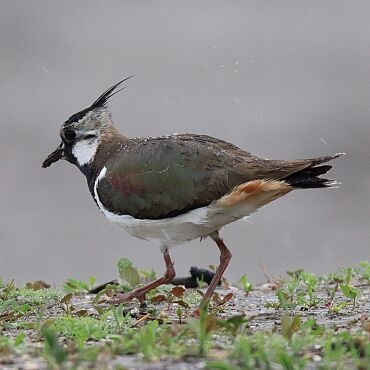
{"left": 0, "top": 261, "right": 369, "bottom": 368}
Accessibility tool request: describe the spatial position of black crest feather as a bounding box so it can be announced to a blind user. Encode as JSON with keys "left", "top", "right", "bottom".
{"left": 63, "top": 76, "right": 134, "bottom": 126}
{"left": 90, "top": 76, "right": 134, "bottom": 109}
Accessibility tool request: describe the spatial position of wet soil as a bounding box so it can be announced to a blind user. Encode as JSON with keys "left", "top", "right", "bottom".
{"left": 1, "top": 282, "right": 369, "bottom": 369}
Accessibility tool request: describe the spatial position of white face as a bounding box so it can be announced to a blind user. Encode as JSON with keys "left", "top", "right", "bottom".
{"left": 72, "top": 135, "right": 99, "bottom": 166}
{"left": 60, "top": 108, "right": 113, "bottom": 167}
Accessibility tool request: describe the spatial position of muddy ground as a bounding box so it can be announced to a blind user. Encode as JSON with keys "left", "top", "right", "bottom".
{"left": 1, "top": 280, "right": 369, "bottom": 370}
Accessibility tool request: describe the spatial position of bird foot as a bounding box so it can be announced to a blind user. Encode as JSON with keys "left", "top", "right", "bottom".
{"left": 109, "top": 249, "right": 175, "bottom": 306}
{"left": 111, "top": 291, "right": 146, "bottom": 305}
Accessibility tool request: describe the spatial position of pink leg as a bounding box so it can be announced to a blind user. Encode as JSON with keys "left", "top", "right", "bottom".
{"left": 112, "top": 248, "right": 175, "bottom": 304}
{"left": 200, "top": 231, "right": 232, "bottom": 307}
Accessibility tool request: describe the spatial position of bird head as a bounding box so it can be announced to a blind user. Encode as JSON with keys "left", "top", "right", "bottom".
{"left": 42, "top": 77, "right": 133, "bottom": 169}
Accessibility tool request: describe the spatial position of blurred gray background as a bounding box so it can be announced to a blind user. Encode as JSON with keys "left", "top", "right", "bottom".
{"left": 1, "top": 1, "right": 369, "bottom": 287}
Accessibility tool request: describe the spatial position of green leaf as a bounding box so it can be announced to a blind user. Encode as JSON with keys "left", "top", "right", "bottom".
{"left": 43, "top": 328, "right": 67, "bottom": 365}
{"left": 340, "top": 284, "right": 359, "bottom": 299}
{"left": 240, "top": 274, "right": 253, "bottom": 294}
{"left": 281, "top": 315, "right": 301, "bottom": 340}
{"left": 14, "top": 333, "right": 25, "bottom": 346}
{"left": 118, "top": 258, "right": 141, "bottom": 288}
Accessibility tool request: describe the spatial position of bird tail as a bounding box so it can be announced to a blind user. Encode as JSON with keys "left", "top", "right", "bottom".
{"left": 282, "top": 153, "right": 345, "bottom": 188}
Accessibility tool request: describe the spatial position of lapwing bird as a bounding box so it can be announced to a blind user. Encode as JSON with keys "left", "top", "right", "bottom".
{"left": 43, "top": 78, "right": 344, "bottom": 307}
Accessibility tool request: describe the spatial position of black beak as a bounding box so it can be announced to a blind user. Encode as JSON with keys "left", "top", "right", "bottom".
{"left": 42, "top": 142, "right": 65, "bottom": 168}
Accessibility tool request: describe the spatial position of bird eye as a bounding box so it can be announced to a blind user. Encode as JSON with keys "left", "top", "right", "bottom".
{"left": 64, "top": 130, "right": 76, "bottom": 142}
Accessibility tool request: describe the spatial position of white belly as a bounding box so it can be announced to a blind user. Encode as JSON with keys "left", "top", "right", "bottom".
{"left": 93, "top": 166, "right": 292, "bottom": 247}
{"left": 99, "top": 206, "right": 235, "bottom": 245}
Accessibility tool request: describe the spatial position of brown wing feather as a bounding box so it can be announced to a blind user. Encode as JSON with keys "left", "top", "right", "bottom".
{"left": 95, "top": 134, "right": 342, "bottom": 219}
